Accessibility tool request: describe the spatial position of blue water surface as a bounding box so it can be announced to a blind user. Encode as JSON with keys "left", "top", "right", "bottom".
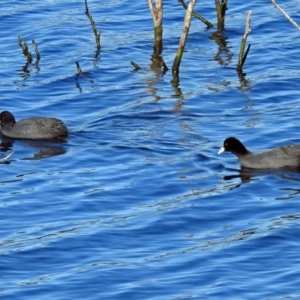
{"left": 1, "top": 0, "right": 300, "bottom": 299}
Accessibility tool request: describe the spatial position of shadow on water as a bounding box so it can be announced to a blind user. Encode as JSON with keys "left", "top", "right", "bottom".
{"left": 0, "top": 136, "right": 67, "bottom": 161}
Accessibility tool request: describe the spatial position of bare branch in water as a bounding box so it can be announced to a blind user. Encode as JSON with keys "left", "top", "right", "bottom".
{"left": 270, "top": 0, "right": 300, "bottom": 31}
{"left": 84, "top": 0, "right": 101, "bottom": 49}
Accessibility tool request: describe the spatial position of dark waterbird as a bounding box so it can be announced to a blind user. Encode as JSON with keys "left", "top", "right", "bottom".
{"left": 218, "top": 137, "right": 300, "bottom": 169}
{"left": 0, "top": 111, "right": 68, "bottom": 141}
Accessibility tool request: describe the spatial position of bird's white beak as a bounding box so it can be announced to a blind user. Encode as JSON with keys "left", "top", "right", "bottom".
{"left": 218, "top": 146, "right": 225, "bottom": 155}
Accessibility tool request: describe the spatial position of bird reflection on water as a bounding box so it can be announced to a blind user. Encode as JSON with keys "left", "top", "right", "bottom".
{"left": 0, "top": 136, "right": 66, "bottom": 161}
{"left": 223, "top": 166, "right": 300, "bottom": 186}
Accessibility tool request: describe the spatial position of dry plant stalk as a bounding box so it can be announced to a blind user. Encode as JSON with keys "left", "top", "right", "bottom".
{"left": 147, "top": 0, "right": 163, "bottom": 54}
{"left": 172, "top": 0, "right": 196, "bottom": 77}
{"left": 215, "top": 0, "right": 227, "bottom": 32}
{"left": 76, "top": 61, "right": 83, "bottom": 75}
{"left": 32, "top": 40, "right": 40, "bottom": 61}
{"left": 18, "top": 36, "right": 33, "bottom": 63}
{"left": 84, "top": 0, "right": 101, "bottom": 49}
{"left": 130, "top": 61, "right": 141, "bottom": 71}
{"left": 178, "top": 0, "right": 213, "bottom": 28}
{"left": 237, "top": 10, "right": 252, "bottom": 77}
{"left": 270, "top": 0, "right": 300, "bottom": 31}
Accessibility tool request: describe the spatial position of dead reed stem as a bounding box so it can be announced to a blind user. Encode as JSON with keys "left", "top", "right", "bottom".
{"left": 148, "top": 0, "right": 163, "bottom": 54}
{"left": 237, "top": 11, "right": 252, "bottom": 78}
{"left": 270, "top": 0, "right": 300, "bottom": 31}
{"left": 178, "top": 0, "right": 213, "bottom": 29}
{"left": 172, "top": 0, "right": 196, "bottom": 77}
{"left": 84, "top": 0, "right": 101, "bottom": 49}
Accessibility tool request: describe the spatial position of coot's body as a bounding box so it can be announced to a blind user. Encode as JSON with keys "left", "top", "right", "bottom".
{"left": 219, "top": 137, "right": 300, "bottom": 169}
{"left": 0, "top": 111, "right": 68, "bottom": 140}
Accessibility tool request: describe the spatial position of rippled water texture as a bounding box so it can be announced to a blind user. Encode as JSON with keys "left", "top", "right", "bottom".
{"left": 1, "top": 0, "right": 300, "bottom": 299}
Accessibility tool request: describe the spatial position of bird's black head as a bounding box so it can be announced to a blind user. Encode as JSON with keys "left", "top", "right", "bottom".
{"left": 0, "top": 111, "right": 16, "bottom": 127}
{"left": 219, "top": 137, "right": 249, "bottom": 155}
